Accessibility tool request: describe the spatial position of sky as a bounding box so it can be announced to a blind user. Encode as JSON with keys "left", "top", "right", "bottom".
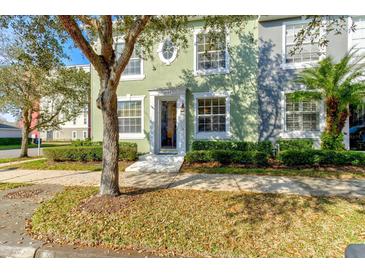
{"left": 1, "top": 40, "right": 89, "bottom": 123}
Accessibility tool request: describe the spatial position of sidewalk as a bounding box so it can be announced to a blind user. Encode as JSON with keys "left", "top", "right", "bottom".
{"left": 1, "top": 168, "right": 365, "bottom": 198}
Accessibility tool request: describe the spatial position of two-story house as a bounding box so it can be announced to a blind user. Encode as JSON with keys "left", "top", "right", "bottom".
{"left": 258, "top": 15, "right": 365, "bottom": 150}
{"left": 90, "top": 16, "right": 365, "bottom": 154}
{"left": 91, "top": 18, "right": 259, "bottom": 155}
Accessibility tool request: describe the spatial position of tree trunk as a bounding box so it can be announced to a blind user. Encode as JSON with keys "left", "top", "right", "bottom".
{"left": 20, "top": 125, "right": 30, "bottom": 158}
{"left": 98, "top": 78, "right": 121, "bottom": 196}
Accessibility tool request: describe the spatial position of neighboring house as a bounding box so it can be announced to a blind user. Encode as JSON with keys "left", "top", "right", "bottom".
{"left": 258, "top": 15, "right": 365, "bottom": 149}
{"left": 0, "top": 122, "right": 22, "bottom": 138}
{"left": 90, "top": 16, "right": 365, "bottom": 154}
{"left": 41, "top": 64, "right": 91, "bottom": 141}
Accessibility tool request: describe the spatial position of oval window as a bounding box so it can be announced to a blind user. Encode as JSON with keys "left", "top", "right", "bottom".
{"left": 158, "top": 38, "right": 177, "bottom": 65}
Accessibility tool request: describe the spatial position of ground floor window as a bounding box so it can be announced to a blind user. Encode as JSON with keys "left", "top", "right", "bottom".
{"left": 72, "top": 131, "right": 77, "bottom": 140}
{"left": 117, "top": 96, "right": 144, "bottom": 139}
{"left": 83, "top": 131, "right": 88, "bottom": 140}
{"left": 285, "top": 95, "right": 320, "bottom": 132}
{"left": 197, "top": 97, "right": 226, "bottom": 132}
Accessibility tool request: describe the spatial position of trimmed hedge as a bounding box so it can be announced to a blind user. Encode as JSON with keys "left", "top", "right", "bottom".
{"left": 0, "top": 137, "right": 32, "bottom": 145}
{"left": 185, "top": 150, "right": 269, "bottom": 166}
{"left": 276, "top": 139, "right": 314, "bottom": 151}
{"left": 44, "top": 142, "right": 138, "bottom": 162}
{"left": 278, "top": 149, "right": 365, "bottom": 166}
{"left": 191, "top": 140, "right": 273, "bottom": 156}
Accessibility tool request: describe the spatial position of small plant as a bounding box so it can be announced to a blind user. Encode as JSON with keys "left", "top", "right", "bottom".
{"left": 320, "top": 132, "right": 345, "bottom": 150}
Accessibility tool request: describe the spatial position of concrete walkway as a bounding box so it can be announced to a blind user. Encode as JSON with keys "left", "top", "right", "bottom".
{"left": 1, "top": 168, "right": 365, "bottom": 198}
{"left": 125, "top": 154, "right": 184, "bottom": 173}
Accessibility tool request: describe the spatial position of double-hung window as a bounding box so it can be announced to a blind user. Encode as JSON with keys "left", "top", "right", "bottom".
{"left": 117, "top": 96, "right": 144, "bottom": 139}
{"left": 285, "top": 95, "right": 319, "bottom": 132}
{"left": 351, "top": 16, "right": 365, "bottom": 55}
{"left": 115, "top": 42, "right": 144, "bottom": 79}
{"left": 197, "top": 97, "right": 226, "bottom": 132}
{"left": 195, "top": 31, "right": 228, "bottom": 74}
{"left": 284, "top": 21, "right": 322, "bottom": 65}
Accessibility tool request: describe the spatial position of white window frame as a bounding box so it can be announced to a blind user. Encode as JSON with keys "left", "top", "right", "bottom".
{"left": 157, "top": 38, "right": 178, "bottom": 65}
{"left": 193, "top": 28, "right": 230, "bottom": 76}
{"left": 281, "top": 18, "right": 326, "bottom": 70}
{"left": 114, "top": 37, "right": 145, "bottom": 81}
{"left": 193, "top": 91, "right": 231, "bottom": 140}
{"left": 348, "top": 16, "right": 365, "bottom": 62}
{"left": 117, "top": 95, "right": 145, "bottom": 140}
{"left": 71, "top": 131, "right": 77, "bottom": 140}
{"left": 280, "top": 90, "right": 325, "bottom": 140}
{"left": 83, "top": 131, "right": 88, "bottom": 140}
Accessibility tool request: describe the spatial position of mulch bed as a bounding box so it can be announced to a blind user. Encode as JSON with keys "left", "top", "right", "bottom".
{"left": 76, "top": 188, "right": 145, "bottom": 214}
{"left": 4, "top": 189, "right": 44, "bottom": 199}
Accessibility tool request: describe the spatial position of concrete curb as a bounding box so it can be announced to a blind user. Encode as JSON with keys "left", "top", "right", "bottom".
{"left": 0, "top": 245, "right": 38, "bottom": 258}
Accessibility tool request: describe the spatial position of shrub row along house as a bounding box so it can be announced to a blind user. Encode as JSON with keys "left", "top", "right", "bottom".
{"left": 89, "top": 16, "right": 365, "bottom": 154}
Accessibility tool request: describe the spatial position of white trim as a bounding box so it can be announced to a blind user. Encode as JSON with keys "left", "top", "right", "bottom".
{"left": 157, "top": 38, "right": 178, "bottom": 65}
{"left": 193, "top": 91, "right": 231, "bottom": 140}
{"left": 279, "top": 90, "right": 325, "bottom": 140}
{"left": 281, "top": 18, "right": 326, "bottom": 70}
{"left": 193, "top": 28, "right": 230, "bottom": 76}
{"left": 71, "top": 131, "right": 77, "bottom": 140}
{"left": 149, "top": 88, "right": 186, "bottom": 155}
{"left": 117, "top": 95, "right": 145, "bottom": 140}
{"left": 82, "top": 130, "right": 88, "bottom": 140}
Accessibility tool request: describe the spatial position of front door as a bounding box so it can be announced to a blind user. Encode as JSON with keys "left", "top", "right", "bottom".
{"left": 160, "top": 100, "right": 177, "bottom": 151}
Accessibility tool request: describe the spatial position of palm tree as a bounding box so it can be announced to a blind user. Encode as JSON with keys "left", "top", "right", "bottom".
{"left": 297, "top": 48, "right": 365, "bottom": 149}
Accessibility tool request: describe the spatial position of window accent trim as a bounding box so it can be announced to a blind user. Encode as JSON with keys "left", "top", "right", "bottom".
{"left": 114, "top": 37, "right": 145, "bottom": 81}
{"left": 348, "top": 16, "right": 365, "bottom": 63}
{"left": 193, "top": 91, "right": 231, "bottom": 140}
{"left": 280, "top": 90, "right": 325, "bottom": 140}
{"left": 281, "top": 18, "right": 326, "bottom": 70}
{"left": 157, "top": 38, "right": 178, "bottom": 65}
{"left": 71, "top": 131, "right": 77, "bottom": 140}
{"left": 193, "top": 28, "right": 230, "bottom": 76}
{"left": 117, "top": 95, "right": 145, "bottom": 140}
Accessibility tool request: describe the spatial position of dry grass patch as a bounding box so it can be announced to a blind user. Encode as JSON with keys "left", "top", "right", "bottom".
{"left": 0, "top": 182, "right": 30, "bottom": 191}
{"left": 29, "top": 186, "right": 365, "bottom": 257}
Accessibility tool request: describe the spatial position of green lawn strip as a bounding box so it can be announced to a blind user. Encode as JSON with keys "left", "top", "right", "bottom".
{"left": 0, "top": 143, "right": 70, "bottom": 150}
{"left": 0, "top": 182, "right": 30, "bottom": 191}
{"left": 1, "top": 159, "right": 133, "bottom": 172}
{"left": 30, "top": 186, "right": 365, "bottom": 257}
{"left": 181, "top": 165, "right": 365, "bottom": 180}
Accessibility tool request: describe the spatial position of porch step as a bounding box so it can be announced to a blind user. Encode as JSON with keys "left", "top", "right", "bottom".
{"left": 125, "top": 154, "right": 185, "bottom": 173}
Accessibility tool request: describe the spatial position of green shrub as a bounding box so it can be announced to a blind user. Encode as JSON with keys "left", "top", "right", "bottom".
{"left": 0, "top": 137, "right": 32, "bottom": 145}
{"left": 191, "top": 140, "right": 273, "bottom": 155}
{"left": 44, "top": 142, "right": 137, "bottom": 162}
{"left": 277, "top": 139, "right": 314, "bottom": 151}
{"left": 278, "top": 149, "right": 365, "bottom": 166}
{"left": 320, "top": 132, "right": 345, "bottom": 150}
{"left": 185, "top": 150, "right": 269, "bottom": 166}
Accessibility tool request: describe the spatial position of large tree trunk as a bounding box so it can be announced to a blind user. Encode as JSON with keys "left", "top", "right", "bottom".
{"left": 20, "top": 125, "right": 30, "bottom": 158}
{"left": 98, "top": 77, "right": 121, "bottom": 196}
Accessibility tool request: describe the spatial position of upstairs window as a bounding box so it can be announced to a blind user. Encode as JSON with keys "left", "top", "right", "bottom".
{"left": 285, "top": 95, "right": 320, "bottom": 131}
{"left": 195, "top": 31, "right": 228, "bottom": 74}
{"left": 284, "top": 22, "right": 322, "bottom": 64}
{"left": 115, "top": 42, "right": 143, "bottom": 77}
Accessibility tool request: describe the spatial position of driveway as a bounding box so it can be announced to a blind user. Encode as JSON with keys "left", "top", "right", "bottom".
{"left": 0, "top": 148, "right": 43, "bottom": 159}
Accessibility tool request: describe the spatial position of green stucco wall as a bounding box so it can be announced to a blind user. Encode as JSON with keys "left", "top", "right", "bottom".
{"left": 91, "top": 19, "right": 259, "bottom": 153}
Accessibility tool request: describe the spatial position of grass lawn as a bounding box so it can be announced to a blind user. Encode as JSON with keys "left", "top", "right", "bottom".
{"left": 181, "top": 164, "right": 365, "bottom": 180}
{"left": 29, "top": 186, "right": 365, "bottom": 257}
{"left": 0, "top": 143, "right": 69, "bottom": 150}
{"left": 1, "top": 159, "right": 134, "bottom": 172}
{"left": 0, "top": 182, "right": 30, "bottom": 191}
